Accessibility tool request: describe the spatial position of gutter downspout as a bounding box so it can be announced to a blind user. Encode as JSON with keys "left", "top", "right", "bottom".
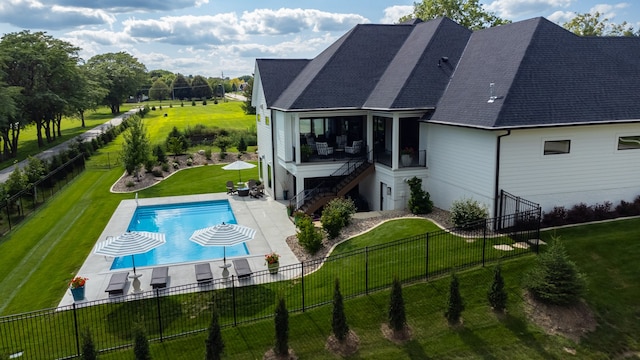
{"left": 493, "top": 130, "right": 511, "bottom": 219}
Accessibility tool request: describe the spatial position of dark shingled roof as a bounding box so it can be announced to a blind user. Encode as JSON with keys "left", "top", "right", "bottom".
{"left": 431, "top": 17, "right": 640, "bottom": 128}
{"left": 255, "top": 59, "right": 309, "bottom": 107}
{"left": 258, "top": 16, "right": 640, "bottom": 128}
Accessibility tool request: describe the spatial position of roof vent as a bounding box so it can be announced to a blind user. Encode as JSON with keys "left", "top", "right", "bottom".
{"left": 488, "top": 83, "right": 497, "bottom": 103}
{"left": 437, "top": 56, "right": 449, "bottom": 67}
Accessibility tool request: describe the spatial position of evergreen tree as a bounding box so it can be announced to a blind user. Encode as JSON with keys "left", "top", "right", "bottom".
{"left": 445, "top": 273, "right": 464, "bottom": 324}
{"left": 523, "top": 237, "right": 587, "bottom": 305}
{"left": 332, "top": 278, "right": 349, "bottom": 341}
{"left": 487, "top": 264, "right": 507, "bottom": 312}
{"left": 80, "top": 327, "right": 98, "bottom": 360}
{"left": 274, "top": 297, "right": 289, "bottom": 356}
{"left": 237, "top": 137, "right": 247, "bottom": 153}
{"left": 205, "top": 303, "right": 224, "bottom": 360}
{"left": 132, "top": 322, "right": 151, "bottom": 360}
{"left": 388, "top": 277, "right": 406, "bottom": 332}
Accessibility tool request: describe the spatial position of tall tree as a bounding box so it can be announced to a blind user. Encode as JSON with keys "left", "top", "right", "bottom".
{"left": 563, "top": 12, "right": 637, "bottom": 36}
{"left": 149, "top": 78, "right": 171, "bottom": 101}
{"left": 191, "top": 75, "right": 212, "bottom": 99}
{"left": 85, "top": 52, "right": 147, "bottom": 114}
{"left": 171, "top": 73, "right": 192, "bottom": 100}
{"left": 241, "top": 77, "right": 256, "bottom": 115}
{"left": 205, "top": 303, "right": 224, "bottom": 360}
{"left": 69, "top": 64, "right": 109, "bottom": 128}
{"left": 0, "top": 31, "right": 81, "bottom": 149}
{"left": 274, "top": 296, "right": 289, "bottom": 356}
{"left": 400, "top": 0, "right": 510, "bottom": 30}
{"left": 121, "top": 115, "right": 151, "bottom": 180}
{"left": 332, "top": 278, "right": 349, "bottom": 342}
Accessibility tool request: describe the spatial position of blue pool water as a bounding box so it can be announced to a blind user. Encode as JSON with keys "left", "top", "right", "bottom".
{"left": 110, "top": 200, "right": 249, "bottom": 270}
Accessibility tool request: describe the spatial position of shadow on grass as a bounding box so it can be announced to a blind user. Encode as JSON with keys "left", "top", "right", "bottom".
{"left": 403, "top": 339, "right": 431, "bottom": 360}
{"left": 106, "top": 296, "right": 183, "bottom": 340}
{"left": 457, "top": 326, "right": 498, "bottom": 360}
{"left": 503, "top": 313, "right": 558, "bottom": 359}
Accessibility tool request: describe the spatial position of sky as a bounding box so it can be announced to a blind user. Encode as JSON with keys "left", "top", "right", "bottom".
{"left": 0, "top": 0, "right": 638, "bottom": 79}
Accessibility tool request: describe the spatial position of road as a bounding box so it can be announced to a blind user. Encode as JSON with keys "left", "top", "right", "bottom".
{"left": 0, "top": 108, "right": 141, "bottom": 183}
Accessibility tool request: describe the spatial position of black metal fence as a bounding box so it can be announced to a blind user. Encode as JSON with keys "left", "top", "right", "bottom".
{"left": 0, "top": 155, "right": 86, "bottom": 237}
{"left": 0, "top": 210, "right": 540, "bottom": 359}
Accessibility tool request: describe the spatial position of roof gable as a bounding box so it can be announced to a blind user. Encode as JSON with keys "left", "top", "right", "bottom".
{"left": 254, "top": 59, "right": 309, "bottom": 107}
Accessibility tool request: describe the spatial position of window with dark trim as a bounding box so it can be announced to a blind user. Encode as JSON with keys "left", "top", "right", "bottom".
{"left": 618, "top": 136, "right": 640, "bottom": 150}
{"left": 544, "top": 140, "right": 570, "bottom": 155}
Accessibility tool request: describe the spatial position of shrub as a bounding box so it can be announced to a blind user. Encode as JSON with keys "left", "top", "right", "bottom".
{"left": 205, "top": 303, "right": 224, "bottom": 360}
{"left": 274, "top": 297, "right": 289, "bottom": 356}
{"left": 151, "top": 168, "right": 163, "bottom": 177}
{"left": 153, "top": 144, "right": 167, "bottom": 164}
{"left": 202, "top": 99, "right": 207, "bottom": 106}
{"left": 523, "top": 237, "right": 587, "bottom": 306}
{"left": 388, "top": 277, "right": 406, "bottom": 332}
{"left": 4, "top": 166, "right": 28, "bottom": 196}
{"left": 450, "top": 197, "right": 488, "bottom": 229}
{"left": 151, "top": 105, "right": 156, "bottom": 111}
{"left": 126, "top": 180, "right": 135, "bottom": 188}
{"left": 406, "top": 176, "right": 433, "bottom": 214}
{"left": 161, "top": 163, "right": 170, "bottom": 172}
{"left": 237, "top": 136, "right": 247, "bottom": 153}
{"left": 173, "top": 162, "right": 179, "bottom": 169}
{"left": 592, "top": 201, "right": 615, "bottom": 220}
{"left": 214, "top": 135, "right": 233, "bottom": 153}
{"left": 542, "top": 206, "right": 568, "bottom": 227}
{"left": 186, "top": 158, "right": 193, "bottom": 166}
{"left": 192, "top": 100, "right": 196, "bottom": 106}
{"left": 80, "top": 328, "right": 97, "bottom": 360}
{"left": 205, "top": 148, "right": 212, "bottom": 160}
{"left": 487, "top": 264, "right": 507, "bottom": 312}
{"left": 566, "top": 202, "right": 594, "bottom": 224}
{"left": 169, "top": 103, "right": 173, "bottom": 108}
{"left": 132, "top": 322, "right": 151, "bottom": 360}
{"left": 321, "top": 197, "right": 356, "bottom": 239}
{"left": 181, "top": 101, "right": 184, "bottom": 107}
{"left": 445, "top": 273, "right": 464, "bottom": 325}
{"left": 296, "top": 214, "right": 323, "bottom": 254}
{"left": 332, "top": 278, "right": 349, "bottom": 342}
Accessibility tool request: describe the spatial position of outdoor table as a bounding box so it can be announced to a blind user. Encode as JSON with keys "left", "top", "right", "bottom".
{"left": 237, "top": 187, "right": 250, "bottom": 197}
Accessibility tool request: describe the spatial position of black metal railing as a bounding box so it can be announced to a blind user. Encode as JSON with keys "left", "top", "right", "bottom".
{"left": 0, "top": 210, "right": 540, "bottom": 359}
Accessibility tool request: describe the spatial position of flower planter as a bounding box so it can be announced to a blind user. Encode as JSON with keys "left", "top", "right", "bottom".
{"left": 70, "top": 286, "right": 85, "bottom": 301}
{"left": 267, "top": 262, "right": 279, "bottom": 274}
{"left": 401, "top": 154, "right": 412, "bottom": 166}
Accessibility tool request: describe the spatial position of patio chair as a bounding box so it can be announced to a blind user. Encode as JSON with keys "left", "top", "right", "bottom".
{"left": 195, "top": 263, "right": 213, "bottom": 283}
{"left": 248, "top": 179, "right": 257, "bottom": 189}
{"left": 232, "top": 258, "right": 253, "bottom": 279}
{"left": 345, "top": 140, "right": 363, "bottom": 156}
{"left": 150, "top": 266, "right": 169, "bottom": 289}
{"left": 105, "top": 272, "right": 129, "bottom": 296}
{"left": 316, "top": 142, "right": 334, "bottom": 157}
{"left": 226, "top": 181, "right": 237, "bottom": 195}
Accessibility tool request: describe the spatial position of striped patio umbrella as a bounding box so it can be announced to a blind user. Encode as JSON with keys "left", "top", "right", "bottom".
{"left": 94, "top": 231, "right": 166, "bottom": 275}
{"left": 189, "top": 222, "right": 256, "bottom": 265}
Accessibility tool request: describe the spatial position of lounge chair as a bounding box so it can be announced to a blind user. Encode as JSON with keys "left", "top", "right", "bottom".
{"left": 317, "top": 142, "right": 334, "bottom": 157}
{"left": 345, "top": 140, "right": 363, "bottom": 156}
{"left": 105, "top": 272, "right": 129, "bottom": 296}
{"left": 232, "top": 258, "right": 253, "bottom": 279}
{"left": 150, "top": 266, "right": 169, "bottom": 289}
{"left": 195, "top": 263, "right": 213, "bottom": 283}
{"left": 226, "top": 181, "right": 237, "bottom": 194}
{"left": 247, "top": 179, "right": 257, "bottom": 189}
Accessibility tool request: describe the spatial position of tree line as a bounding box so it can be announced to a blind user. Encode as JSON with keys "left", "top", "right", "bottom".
{"left": 0, "top": 30, "right": 253, "bottom": 162}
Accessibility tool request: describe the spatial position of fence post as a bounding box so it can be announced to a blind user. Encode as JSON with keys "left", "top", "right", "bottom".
{"left": 155, "top": 288, "right": 163, "bottom": 342}
{"left": 72, "top": 303, "right": 81, "bottom": 357}
{"left": 365, "top": 247, "right": 369, "bottom": 295}
{"left": 232, "top": 276, "right": 237, "bottom": 326}
{"left": 482, "top": 219, "right": 487, "bottom": 267}
{"left": 6, "top": 202, "right": 11, "bottom": 232}
{"left": 301, "top": 262, "right": 305, "bottom": 312}
{"left": 425, "top": 233, "right": 429, "bottom": 280}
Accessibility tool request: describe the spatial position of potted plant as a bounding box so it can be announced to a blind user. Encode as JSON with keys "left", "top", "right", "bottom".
{"left": 265, "top": 252, "right": 280, "bottom": 274}
{"left": 401, "top": 147, "right": 414, "bottom": 166}
{"left": 69, "top": 276, "right": 88, "bottom": 301}
{"left": 300, "top": 144, "right": 312, "bottom": 162}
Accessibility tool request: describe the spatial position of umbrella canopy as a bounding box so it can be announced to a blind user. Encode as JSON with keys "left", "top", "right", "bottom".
{"left": 222, "top": 160, "right": 256, "bottom": 183}
{"left": 94, "top": 231, "right": 166, "bottom": 275}
{"left": 189, "top": 222, "right": 256, "bottom": 264}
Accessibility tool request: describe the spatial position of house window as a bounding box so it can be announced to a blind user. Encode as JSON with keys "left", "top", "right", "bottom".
{"left": 257, "top": 114, "right": 261, "bottom": 122}
{"left": 543, "top": 140, "right": 570, "bottom": 155}
{"left": 618, "top": 136, "right": 640, "bottom": 150}
{"left": 265, "top": 116, "right": 270, "bottom": 125}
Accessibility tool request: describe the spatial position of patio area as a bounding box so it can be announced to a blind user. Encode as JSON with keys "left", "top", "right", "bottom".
{"left": 58, "top": 192, "right": 297, "bottom": 307}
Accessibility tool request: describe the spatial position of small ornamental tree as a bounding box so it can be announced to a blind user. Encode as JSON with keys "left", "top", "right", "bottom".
{"left": 332, "top": 278, "right": 349, "bottom": 342}
{"left": 488, "top": 264, "right": 508, "bottom": 312}
{"left": 80, "top": 328, "right": 98, "bottom": 360}
{"left": 237, "top": 136, "right": 247, "bottom": 153}
{"left": 406, "top": 176, "right": 433, "bottom": 214}
{"left": 445, "top": 273, "right": 464, "bottom": 325}
{"left": 388, "top": 277, "right": 407, "bottom": 332}
{"left": 321, "top": 197, "right": 356, "bottom": 239}
{"left": 132, "top": 322, "right": 151, "bottom": 360}
{"left": 121, "top": 116, "right": 151, "bottom": 180}
{"left": 205, "top": 303, "right": 224, "bottom": 360}
{"left": 523, "top": 237, "right": 587, "bottom": 305}
{"left": 274, "top": 296, "right": 289, "bottom": 356}
{"left": 296, "top": 213, "right": 323, "bottom": 254}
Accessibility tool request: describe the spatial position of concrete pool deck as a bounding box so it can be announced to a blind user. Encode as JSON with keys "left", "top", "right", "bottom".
{"left": 58, "top": 192, "right": 297, "bottom": 307}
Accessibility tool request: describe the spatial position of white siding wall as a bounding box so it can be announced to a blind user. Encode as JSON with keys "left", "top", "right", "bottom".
{"left": 426, "top": 124, "right": 497, "bottom": 214}
{"left": 500, "top": 124, "right": 640, "bottom": 212}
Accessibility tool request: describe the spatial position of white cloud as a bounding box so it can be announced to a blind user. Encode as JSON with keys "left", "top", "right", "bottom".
{"left": 486, "top": 0, "right": 575, "bottom": 20}
{"left": 241, "top": 8, "right": 367, "bottom": 35}
{"left": 0, "top": 0, "right": 115, "bottom": 30}
{"left": 55, "top": 0, "right": 208, "bottom": 12}
{"left": 590, "top": 3, "right": 629, "bottom": 20}
{"left": 380, "top": 5, "right": 414, "bottom": 24}
{"left": 547, "top": 10, "right": 574, "bottom": 24}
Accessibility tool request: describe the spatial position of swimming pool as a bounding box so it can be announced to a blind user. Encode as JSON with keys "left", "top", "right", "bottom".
{"left": 110, "top": 200, "right": 249, "bottom": 270}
